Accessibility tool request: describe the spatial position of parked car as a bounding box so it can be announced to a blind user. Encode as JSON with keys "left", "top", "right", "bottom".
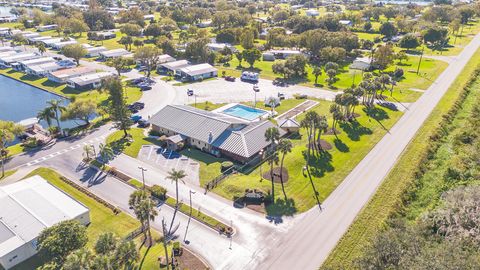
{"left": 137, "top": 119, "right": 150, "bottom": 128}
{"left": 253, "top": 84, "right": 260, "bottom": 92}
{"left": 278, "top": 92, "right": 285, "bottom": 100}
{"left": 225, "top": 76, "right": 236, "bottom": 82}
{"left": 141, "top": 85, "right": 152, "bottom": 91}
{"left": 131, "top": 115, "right": 142, "bottom": 123}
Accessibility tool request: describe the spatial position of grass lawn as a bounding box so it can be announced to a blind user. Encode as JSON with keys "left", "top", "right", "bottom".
{"left": 322, "top": 41, "right": 480, "bottom": 270}
{"left": 197, "top": 99, "right": 403, "bottom": 215}
{"left": 180, "top": 147, "right": 229, "bottom": 185}
{"left": 0, "top": 169, "right": 17, "bottom": 180}
{"left": 5, "top": 143, "right": 25, "bottom": 158}
{"left": 106, "top": 128, "right": 162, "bottom": 158}
{"left": 189, "top": 101, "right": 227, "bottom": 111}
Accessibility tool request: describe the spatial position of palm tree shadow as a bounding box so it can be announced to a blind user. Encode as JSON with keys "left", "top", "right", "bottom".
{"left": 265, "top": 198, "right": 297, "bottom": 220}
{"left": 363, "top": 107, "right": 390, "bottom": 132}
{"left": 334, "top": 138, "right": 349, "bottom": 152}
{"left": 303, "top": 150, "right": 334, "bottom": 178}
{"left": 339, "top": 121, "right": 372, "bottom": 141}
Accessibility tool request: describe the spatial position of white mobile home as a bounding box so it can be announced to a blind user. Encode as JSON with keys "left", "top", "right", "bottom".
{"left": 40, "top": 38, "right": 64, "bottom": 47}
{"left": 262, "top": 49, "right": 303, "bottom": 61}
{"left": 51, "top": 40, "right": 78, "bottom": 50}
{"left": 16, "top": 57, "right": 55, "bottom": 71}
{"left": 28, "top": 35, "right": 52, "bottom": 44}
{"left": 85, "top": 46, "right": 107, "bottom": 57}
{"left": 98, "top": 49, "right": 133, "bottom": 60}
{"left": 177, "top": 63, "right": 218, "bottom": 81}
{"left": 36, "top": 24, "right": 57, "bottom": 32}
{"left": 0, "top": 176, "right": 90, "bottom": 270}
{"left": 67, "top": 72, "right": 114, "bottom": 90}
{"left": 47, "top": 66, "right": 96, "bottom": 83}
{"left": 0, "top": 53, "right": 39, "bottom": 67}
{"left": 157, "top": 59, "right": 189, "bottom": 74}
{"left": 25, "top": 62, "right": 64, "bottom": 76}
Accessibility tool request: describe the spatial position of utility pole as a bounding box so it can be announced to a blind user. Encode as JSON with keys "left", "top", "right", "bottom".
{"left": 416, "top": 46, "right": 424, "bottom": 75}
{"left": 183, "top": 190, "right": 196, "bottom": 243}
{"left": 138, "top": 166, "right": 147, "bottom": 189}
{"left": 162, "top": 218, "right": 170, "bottom": 270}
{"left": 259, "top": 149, "right": 264, "bottom": 180}
{"left": 229, "top": 219, "right": 233, "bottom": 249}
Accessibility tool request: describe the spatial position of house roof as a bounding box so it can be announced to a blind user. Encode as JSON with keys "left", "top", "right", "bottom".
{"left": 99, "top": 48, "right": 132, "bottom": 58}
{"left": 49, "top": 66, "right": 95, "bottom": 78}
{"left": 149, "top": 105, "right": 245, "bottom": 144}
{"left": 149, "top": 105, "right": 284, "bottom": 159}
{"left": 278, "top": 118, "right": 300, "bottom": 128}
{"left": 68, "top": 72, "right": 114, "bottom": 86}
{"left": 160, "top": 60, "right": 189, "bottom": 70}
{"left": 0, "top": 176, "right": 89, "bottom": 257}
{"left": 212, "top": 121, "right": 285, "bottom": 158}
{"left": 157, "top": 54, "right": 175, "bottom": 63}
{"left": 179, "top": 63, "right": 217, "bottom": 77}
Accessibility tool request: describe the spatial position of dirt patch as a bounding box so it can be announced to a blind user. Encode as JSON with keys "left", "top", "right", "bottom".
{"left": 177, "top": 248, "right": 209, "bottom": 269}
{"left": 324, "top": 128, "right": 341, "bottom": 135}
{"left": 246, "top": 203, "right": 266, "bottom": 214}
{"left": 262, "top": 167, "right": 289, "bottom": 183}
{"left": 306, "top": 140, "right": 333, "bottom": 151}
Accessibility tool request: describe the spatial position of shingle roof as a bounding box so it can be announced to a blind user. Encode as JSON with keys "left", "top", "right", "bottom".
{"left": 149, "top": 105, "right": 246, "bottom": 144}
{"left": 212, "top": 121, "right": 285, "bottom": 158}
{"left": 149, "top": 105, "right": 284, "bottom": 158}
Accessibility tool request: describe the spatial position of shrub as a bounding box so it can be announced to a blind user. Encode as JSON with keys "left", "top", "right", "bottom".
{"left": 221, "top": 161, "right": 234, "bottom": 172}
{"left": 149, "top": 185, "right": 167, "bottom": 200}
{"left": 148, "top": 129, "right": 162, "bottom": 137}
{"left": 393, "top": 68, "right": 404, "bottom": 79}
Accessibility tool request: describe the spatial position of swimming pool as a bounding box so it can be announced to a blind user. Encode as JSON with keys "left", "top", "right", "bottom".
{"left": 221, "top": 104, "right": 268, "bottom": 121}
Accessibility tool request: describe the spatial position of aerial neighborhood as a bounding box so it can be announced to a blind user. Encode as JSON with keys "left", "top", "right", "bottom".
{"left": 0, "top": 0, "right": 479, "bottom": 269}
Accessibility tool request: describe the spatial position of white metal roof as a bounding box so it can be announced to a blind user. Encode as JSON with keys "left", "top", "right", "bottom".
{"left": 99, "top": 48, "right": 132, "bottom": 58}
{"left": 68, "top": 72, "right": 113, "bottom": 86}
{"left": 179, "top": 63, "right": 217, "bottom": 76}
{"left": 0, "top": 176, "right": 89, "bottom": 257}
{"left": 19, "top": 56, "right": 55, "bottom": 66}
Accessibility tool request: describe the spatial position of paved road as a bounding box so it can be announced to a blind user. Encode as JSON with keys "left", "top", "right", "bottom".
{"left": 256, "top": 30, "right": 480, "bottom": 270}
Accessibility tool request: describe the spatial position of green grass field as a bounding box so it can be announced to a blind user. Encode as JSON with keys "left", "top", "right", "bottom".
{"left": 322, "top": 39, "right": 480, "bottom": 270}
{"left": 106, "top": 128, "right": 162, "bottom": 158}
{"left": 198, "top": 99, "right": 403, "bottom": 215}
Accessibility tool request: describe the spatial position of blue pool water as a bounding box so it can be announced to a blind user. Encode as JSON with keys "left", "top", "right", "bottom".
{"left": 221, "top": 104, "right": 267, "bottom": 121}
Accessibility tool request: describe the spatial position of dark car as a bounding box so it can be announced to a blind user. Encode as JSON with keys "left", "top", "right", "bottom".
{"left": 225, "top": 76, "right": 236, "bottom": 82}
{"left": 141, "top": 85, "right": 152, "bottom": 91}
{"left": 131, "top": 115, "right": 142, "bottom": 123}
{"left": 137, "top": 119, "right": 150, "bottom": 128}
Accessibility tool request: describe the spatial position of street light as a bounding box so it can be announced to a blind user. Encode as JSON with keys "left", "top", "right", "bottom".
{"left": 253, "top": 84, "right": 260, "bottom": 108}
{"left": 138, "top": 166, "right": 147, "bottom": 190}
{"left": 183, "top": 190, "right": 196, "bottom": 243}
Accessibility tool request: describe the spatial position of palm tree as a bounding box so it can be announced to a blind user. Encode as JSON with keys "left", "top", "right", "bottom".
{"left": 36, "top": 42, "right": 46, "bottom": 55}
{"left": 301, "top": 111, "right": 318, "bottom": 162}
{"left": 82, "top": 144, "right": 95, "bottom": 161}
{"left": 266, "top": 96, "right": 277, "bottom": 116}
{"left": 315, "top": 115, "right": 329, "bottom": 151}
{"left": 46, "top": 99, "right": 66, "bottom": 134}
{"left": 113, "top": 240, "right": 138, "bottom": 268}
{"left": 36, "top": 107, "right": 55, "bottom": 128}
{"left": 91, "top": 255, "right": 114, "bottom": 270}
{"left": 0, "top": 121, "right": 24, "bottom": 178}
{"left": 166, "top": 169, "right": 186, "bottom": 232}
{"left": 312, "top": 65, "right": 322, "bottom": 85}
{"left": 63, "top": 248, "right": 93, "bottom": 270}
{"left": 329, "top": 104, "right": 343, "bottom": 137}
{"left": 264, "top": 127, "right": 280, "bottom": 202}
{"left": 128, "top": 190, "right": 157, "bottom": 247}
{"left": 98, "top": 143, "right": 114, "bottom": 165}
{"left": 277, "top": 138, "right": 292, "bottom": 201}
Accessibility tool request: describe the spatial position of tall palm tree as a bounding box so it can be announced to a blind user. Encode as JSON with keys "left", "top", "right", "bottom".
{"left": 264, "top": 127, "right": 280, "bottom": 202}
{"left": 0, "top": 121, "right": 24, "bottom": 178}
{"left": 277, "top": 138, "right": 292, "bottom": 201}
{"left": 128, "top": 190, "right": 157, "bottom": 247}
{"left": 37, "top": 107, "right": 55, "bottom": 128}
{"left": 266, "top": 96, "right": 277, "bottom": 115}
{"left": 46, "top": 99, "right": 66, "bottom": 133}
{"left": 36, "top": 42, "right": 46, "bottom": 55}
{"left": 315, "top": 115, "right": 329, "bottom": 151}
{"left": 301, "top": 111, "right": 317, "bottom": 163}
{"left": 166, "top": 169, "right": 186, "bottom": 232}
{"left": 82, "top": 144, "right": 95, "bottom": 161}
{"left": 98, "top": 143, "right": 114, "bottom": 165}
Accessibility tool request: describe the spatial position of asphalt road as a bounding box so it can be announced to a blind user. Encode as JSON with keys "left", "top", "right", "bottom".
{"left": 255, "top": 31, "right": 480, "bottom": 270}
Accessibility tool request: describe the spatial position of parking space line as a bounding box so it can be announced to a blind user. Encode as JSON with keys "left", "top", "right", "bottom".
{"left": 147, "top": 146, "right": 153, "bottom": 160}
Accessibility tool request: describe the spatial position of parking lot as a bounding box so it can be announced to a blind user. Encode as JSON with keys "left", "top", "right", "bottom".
{"left": 137, "top": 145, "right": 200, "bottom": 185}
{"left": 172, "top": 78, "right": 338, "bottom": 105}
